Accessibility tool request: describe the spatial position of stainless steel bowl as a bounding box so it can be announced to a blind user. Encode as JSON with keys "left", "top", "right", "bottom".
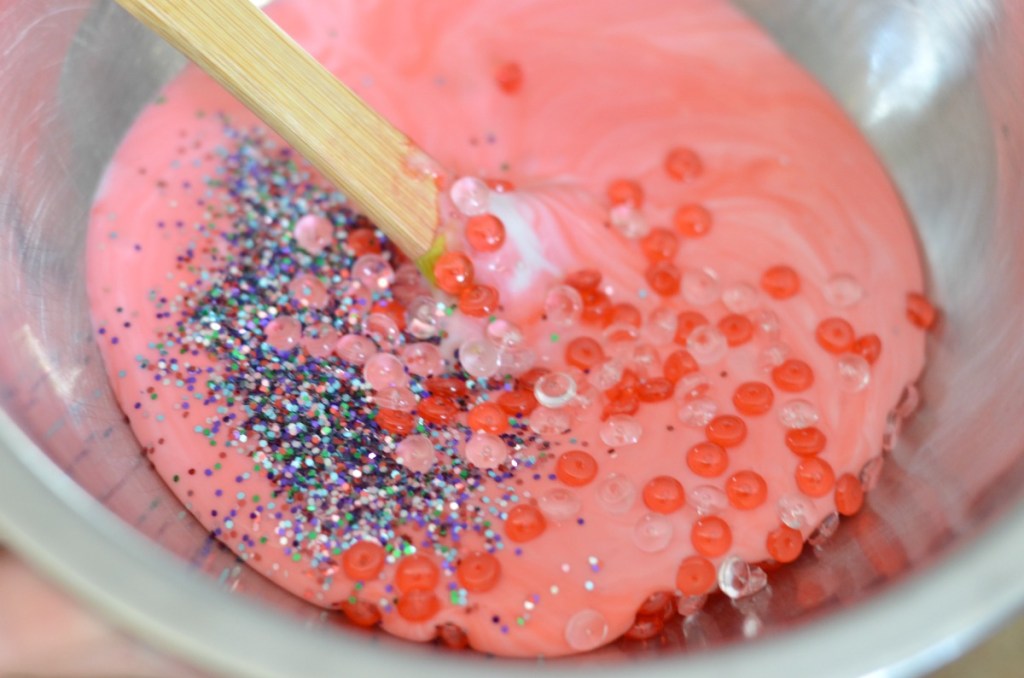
{"left": 2, "top": 1, "right": 1023, "bottom": 676}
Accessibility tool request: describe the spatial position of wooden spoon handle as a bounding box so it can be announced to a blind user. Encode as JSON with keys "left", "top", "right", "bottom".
{"left": 115, "top": 0, "right": 440, "bottom": 260}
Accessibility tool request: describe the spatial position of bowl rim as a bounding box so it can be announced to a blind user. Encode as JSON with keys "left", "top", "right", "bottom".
{"left": 1, "top": 409, "right": 1023, "bottom": 677}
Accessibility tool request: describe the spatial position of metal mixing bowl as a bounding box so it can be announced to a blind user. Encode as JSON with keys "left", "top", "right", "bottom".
{"left": 1, "top": 1, "right": 1023, "bottom": 676}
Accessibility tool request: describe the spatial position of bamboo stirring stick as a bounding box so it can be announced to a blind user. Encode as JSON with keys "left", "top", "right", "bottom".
{"left": 115, "top": 0, "right": 442, "bottom": 262}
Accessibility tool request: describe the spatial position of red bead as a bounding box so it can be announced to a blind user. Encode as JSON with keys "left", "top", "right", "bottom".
{"left": 395, "top": 554, "right": 440, "bottom": 593}
{"left": 906, "top": 292, "right": 937, "bottom": 329}
{"left": 465, "top": 214, "right": 506, "bottom": 252}
{"left": 601, "top": 391, "right": 639, "bottom": 420}
{"left": 610, "top": 302, "right": 643, "bottom": 327}
{"left": 795, "top": 457, "right": 836, "bottom": 497}
{"left": 376, "top": 408, "right": 415, "bottom": 435}
{"left": 733, "top": 381, "right": 774, "bottom": 415}
{"left": 673, "top": 204, "right": 712, "bottom": 238}
{"left": 607, "top": 178, "right": 644, "bottom": 207}
{"left": 835, "top": 473, "right": 865, "bottom": 516}
{"left": 467, "top": 402, "right": 508, "bottom": 434}
{"left": 458, "top": 284, "right": 499, "bottom": 317}
{"left": 497, "top": 389, "right": 538, "bottom": 417}
{"left": 342, "top": 541, "right": 385, "bottom": 581}
{"left": 456, "top": 551, "right": 502, "bottom": 593}
{"left": 396, "top": 589, "right": 440, "bottom": 621}
{"left": 663, "top": 350, "right": 698, "bottom": 383}
{"left": 642, "top": 475, "right": 686, "bottom": 514}
{"left": 580, "top": 289, "right": 613, "bottom": 325}
{"left": 423, "top": 377, "right": 468, "bottom": 399}
{"left": 640, "top": 228, "right": 680, "bottom": 263}
{"left": 686, "top": 441, "right": 728, "bottom": 478}
{"left": 706, "top": 415, "right": 747, "bottom": 447}
{"left": 433, "top": 251, "right": 474, "bottom": 295}
{"left": 346, "top": 228, "right": 381, "bottom": 256}
{"left": 505, "top": 504, "right": 546, "bottom": 542}
{"left": 785, "top": 427, "right": 826, "bottom": 456}
{"left": 646, "top": 261, "right": 681, "bottom": 296}
{"left": 565, "top": 269, "right": 602, "bottom": 292}
{"left": 565, "top": 336, "right": 605, "bottom": 370}
{"left": 718, "top": 314, "right": 753, "bottom": 346}
{"left": 761, "top": 265, "right": 800, "bottom": 299}
{"left": 638, "top": 377, "right": 675, "bottom": 402}
{"left": 623, "top": 614, "right": 665, "bottom": 641}
{"left": 339, "top": 599, "right": 381, "bottom": 627}
{"left": 494, "top": 61, "right": 523, "bottom": 94}
{"left": 691, "top": 516, "right": 732, "bottom": 557}
{"left": 556, "top": 450, "right": 598, "bottom": 487}
{"left": 816, "top": 317, "right": 855, "bottom": 354}
{"left": 853, "top": 334, "right": 883, "bottom": 364}
{"left": 676, "top": 556, "right": 717, "bottom": 595}
{"left": 725, "top": 470, "right": 767, "bottom": 509}
{"left": 518, "top": 367, "right": 550, "bottom": 390}
{"left": 436, "top": 623, "right": 470, "bottom": 650}
{"left": 766, "top": 525, "right": 804, "bottom": 563}
{"left": 418, "top": 396, "right": 460, "bottom": 426}
{"left": 674, "top": 311, "right": 709, "bottom": 343}
{"left": 772, "top": 359, "right": 814, "bottom": 392}
{"left": 664, "top": 147, "right": 703, "bottom": 182}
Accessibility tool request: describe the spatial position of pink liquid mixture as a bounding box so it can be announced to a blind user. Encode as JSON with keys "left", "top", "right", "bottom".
{"left": 87, "top": 0, "right": 932, "bottom": 657}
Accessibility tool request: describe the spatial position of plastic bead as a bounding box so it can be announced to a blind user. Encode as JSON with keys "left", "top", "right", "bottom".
{"left": 395, "top": 554, "right": 440, "bottom": 593}
{"left": 706, "top": 415, "right": 747, "bottom": 447}
{"left": 600, "top": 414, "right": 643, "bottom": 446}
{"left": 399, "top": 342, "right": 444, "bottom": 377}
{"left": 458, "top": 338, "right": 501, "bottom": 379}
{"left": 766, "top": 525, "right": 804, "bottom": 563}
{"left": 760, "top": 265, "right": 800, "bottom": 299}
{"left": 418, "top": 396, "right": 460, "bottom": 427}
{"left": 294, "top": 214, "right": 333, "bottom": 254}
{"left": 610, "top": 303, "right": 643, "bottom": 327}
{"left": 459, "top": 284, "right": 500, "bottom": 317}
{"left": 726, "top": 470, "right": 768, "bottom": 510}
{"left": 564, "top": 269, "right": 602, "bottom": 292}
{"left": 853, "top": 334, "right": 882, "bottom": 364}
{"left": 722, "top": 283, "right": 758, "bottom": 314}
{"left": 686, "top": 441, "right": 728, "bottom": 477}
{"left": 642, "top": 475, "right": 686, "bottom": 514}
{"left": 859, "top": 456, "right": 884, "bottom": 491}
{"left": 771, "top": 359, "right": 814, "bottom": 392}
{"left": 556, "top": 450, "right": 599, "bottom": 487}
{"left": 718, "top": 314, "right": 753, "bottom": 346}
{"left": 824, "top": 273, "right": 864, "bottom": 308}
{"left": 633, "top": 513, "right": 674, "bottom": 552}
{"left": 610, "top": 203, "right": 650, "bottom": 239}
{"left": 397, "top": 589, "right": 440, "bottom": 622}
{"left": 342, "top": 541, "right": 385, "bottom": 581}
{"left": 564, "top": 609, "right": 609, "bottom": 651}
{"left": 374, "top": 386, "right": 417, "bottom": 412}
{"left": 778, "top": 399, "right": 820, "bottom": 429}
{"left": 264, "top": 316, "right": 302, "bottom": 351}
{"left": 678, "top": 398, "right": 718, "bottom": 428}
{"left": 690, "top": 485, "right": 728, "bottom": 516}
{"left": 497, "top": 389, "right": 538, "bottom": 417}
{"left": 375, "top": 408, "right": 415, "bottom": 435}
{"left": 795, "top": 456, "right": 836, "bottom": 497}
{"left": 405, "top": 296, "right": 444, "bottom": 340}
{"left": 340, "top": 599, "right": 381, "bottom": 628}
{"left": 352, "top": 253, "right": 395, "bottom": 290}
{"left": 464, "top": 432, "right": 509, "bottom": 469}
{"left": 565, "top": 336, "right": 605, "bottom": 370}
{"left": 733, "top": 382, "right": 774, "bottom": 415}
{"left": 785, "top": 427, "right": 826, "bottom": 456}
{"left": 677, "top": 556, "right": 717, "bottom": 597}
{"left": 665, "top": 147, "right": 703, "bottom": 182}
{"left": 640, "top": 228, "right": 679, "bottom": 262}
{"left": 288, "top": 274, "right": 329, "bottom": 309}
{"left": 682, "top": 268, "right": 721, "bottom": 306}
{"left": 544, "top": 284, "right": 584, "bottom": 325}
{"left": 647, "top": 306, "right": 679, "bottom": 344}
{"left": 450, "top": 176, "right": 490, "bottom": 216}
{"left": 673, "top": 204, "right": 712, "bottom": 238}
{"left": 467, "top": 402, "right": 509, "bottom": 434}
{"left": 465, "top": 214, "right": 506, "bottom": 252}
{"left": 345, "top": 227, "right": 381, "bottom": 256}
{"left": 837, "top": 353, "right": 871, "bottom": 392}
{"left": 687, "top": 325, "right": 728, "bottom": 365}
{"left": 433, "top": 251, "right": 474, "bottom": 295}
{"left": 528, "top": 406, "right": 571, "bottom": 436}
{"left": 456, "top": 551, "right": 501, "bottom": 593}
{"left": 334, "top": 333, "right": 376, "bottom": 365}
{"left": 534, "top": 372, "right": 578, "bottom": 408}
{"left": 364, "top": 352, "right": 409, "bottom": 390}
{"left": 505, "top": 504, "right": 546, "bottom": 542}
{"left": 835, "top": 473, "right": 865, "bottom": 515}
{"left": 646, "top": 261, "right": 681, "bottom": 296}
{"left": 494, "top": 61, "right": 523, "bottom": 93}
{"left": 663, "top": 350, "right": 698, "bottom": 383}
{"left": 816, "top": 317, "right": 855, "bottom": 354}
{"left": 301, "top": 322, "right": 340, "bottom": 358}
{"left": 362, "top": 311, "right": 402, "bottom": 349}
{"left": 691, "top": 516, "right": 732, "bottom": 557}
{"left": 486, "top": 318, "right": 524, "bottom": 350}
{"left": 906, "top": 292, "right": 937, "bottom": 329}
{"left": 606, "top": 178, "right": 644, "bottom": 207}
{"left": 808, "top": 512, "right": 839, "bottom": 547}
{"left": 394, "top": 435, "right": 436, "bottom": 473}
{"left": 538, "top": 487, "right": 582, "bottom": 522}
{"left": 718, "top": 557, "right": 768, "bottom": 599}
{"left": 596, "top": 473, "right": 637, "bottom": 514}
{"left": 436, "top": 623, "right": 470, "bottom": 650}
{"left": 674, "top": 311, "right": 709, "bottom": 344}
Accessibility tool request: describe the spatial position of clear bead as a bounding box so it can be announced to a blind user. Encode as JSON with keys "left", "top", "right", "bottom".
{"left": 264, "top": 316, "right": 302, "bottom": 351}
{"left": 300, "top": 322, "right": 339, "bottom": 358}
{"left": 722, "top": 283, "right": 758, "bottom": 313}
{"left": 609, "top": 203, "right": 650, "bottom": 239}
{"left": 449, "top": 176, "right": 490, "bottom": 216}
{"left": 564, "top": 609, "right": 609, "bottom": 651}
{"left": 599, "top": 414, "right": 643, "bottom": 446}
{"left": 287, "top": 274, "right": 329, "bottom": 309}
{"left": 538, "top": 487, "right": 582, "bottom": 522}
{"left": 544, "top": 284, "right": 583, "bottom": 325}
{"left": 690, "top": 485, "right": 728, "bottom": 516}
{"left": 882, "top": 411, "right": 901, "bottom": 452}
{"left": 595, "top": 473, "right": 637, "bottom": 514}
{"left": 895, "top": 383, "right": 920, "bottom": 418}
{"left": 647, "top": 306, "right": 678, "bottom": 344}
{"left": 590, "top": 359, "right": 624, "bottom": 390}
{"left": 837, "top": 353, "right": 871, "bottom": 393}
{"left": 824, "top": 273, "right": 864, "bottom": 308}
{"left": 405, "top": 296, "right": 444, "bottom": 340}
{"left": 859, "top": 456, "right": 884, "bottom": 491}
{"left": 334, "top": 334, "right": 376, "bottom": 365}
{"left": 678, "top": 398, "right": 718, "bottom": 428}
{"left": 534, "top": 372, "right": 578, "bottom": 409}
{"left": 778, "top": 399, "right": 820, "bottom": 429}
{"left": 687, "top": 326, "right": 728, "bottom": 365}
{"left": 373, "top": 386, "right": 417, "bottom": 412}
{"left": 742, "top": 613, "right": 764, "bottom": 639}
{"left": 808, "top": 511, "right": 840, "bottom": 547}
{"left": 676, "top": 372, "right": 711, "bottom": 400}
{"left": 485, "top": 318, "right": 524, "bottom": 350}
{"left": 352, "top": 253, "right": 395, "bottom": 290}
{"left": 293, "top": 214, "right": 333, "bottom": 254}
{"left": 363, "top": 352, "right": 409, "bottom": 390}
{"left": 398, "top": 342, "right": 444, "bottom": 377}
{"left": 528, "top": 407, "right": 572, "bottom": 436}
{"left": 682, "top": 611, "right": 716, "bottom": 648}
{"left": 570, "top": 378, "right": 600, "bottom": 412}
{"left": 758, "top": 342, "right": 790, "bottom": 372}
{"left": 394, "top": 262, "right": 425, "bottom": 289}
{"left": 394, "top": 435, "right": 435, "bottom": 473}
{"left": 497, "top": 347, "right": 535, "bottom": 376}
{"left": 751, "top": 309, "right": 781, "bottom": 341}
{"left": 629, "top": 343, "right": 661, "bottom": 376}
{"left": 632, "top": 513, "right": 674, "bottom": 553}
{"left": 676, "top": 594, "right": 707, "bottom": 617}
{"left": 463, "top": 432, "right": 509, "bottom": 469}
{"left": 717, "top": 557, "right": 768, "bottom": 599}
{"left": 682, "top": 267, "right": 721, "bottom": 306}
{"left": 362, "top": 312, "right": 402, "bottom": 350}
{"left": 603, "top": 322, "right": 640, "bottom": 344}
{"left": 777, "top": 494, "right": 814, "bottom": 529}
{"left": 458, "top": 338, "right": 501, "bottom": 379}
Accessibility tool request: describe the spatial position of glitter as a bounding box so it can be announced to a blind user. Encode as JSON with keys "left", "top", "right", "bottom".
{"left": 584, "top": 581, "right": 594, "bottom": 591}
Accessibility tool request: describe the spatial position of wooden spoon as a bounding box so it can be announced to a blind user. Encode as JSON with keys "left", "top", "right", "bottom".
{"left": 115, "top": 0, "right": 443, "bottom": 262}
